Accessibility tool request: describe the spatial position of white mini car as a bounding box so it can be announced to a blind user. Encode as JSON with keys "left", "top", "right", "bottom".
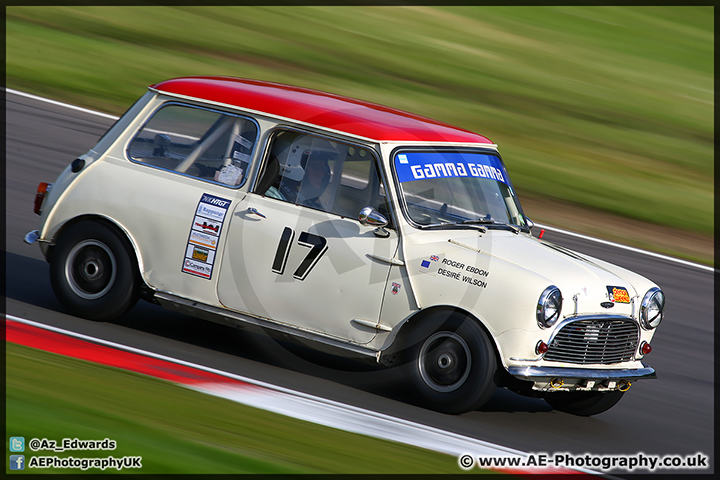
{"left": 26, "top": 77, "right": 665, "bottom": 415}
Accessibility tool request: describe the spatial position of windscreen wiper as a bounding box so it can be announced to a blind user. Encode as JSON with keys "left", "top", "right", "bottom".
{"left": 460, "top": 218, "right": 494, "bottom": 225}
{"left": 461, "top": 217, "right": 520, "bottom": 234}
{"left": 419, "top": 222, "right": 487, "bottom": 233}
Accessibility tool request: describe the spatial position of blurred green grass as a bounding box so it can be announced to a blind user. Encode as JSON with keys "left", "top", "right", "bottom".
{"left": 6, "top": 343, "right": 470, "bottom": 474}
{"left": 6, "top": 6, "right": 713, "bottom": 237}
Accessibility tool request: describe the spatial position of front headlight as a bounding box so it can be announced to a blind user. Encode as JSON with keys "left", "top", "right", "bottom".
{"left": 537, "top": 286, "right": 562, "bottom": 328}
{"left": 640, "top": 287, "right": 665, "bottom": 329}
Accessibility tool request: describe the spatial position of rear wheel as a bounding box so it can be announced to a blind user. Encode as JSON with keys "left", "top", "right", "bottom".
{"left": 544, "top": 390, "right": 625, "bottom": 416}
{"left": 402, "top": 312, "right": 497, "bottom": 414}
{"left": 50, "top": 221, "right": 139, "bottom": 321}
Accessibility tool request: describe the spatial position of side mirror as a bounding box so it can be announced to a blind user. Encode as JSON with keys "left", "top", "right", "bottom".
{"left": 526, "top": 217, "right": 534, "bottom": 230}
{"left": 359, "top": 207, "right": 390, "bottom": 238}
{"left": 359, "top": 206, "right": 388, "bottom": 227}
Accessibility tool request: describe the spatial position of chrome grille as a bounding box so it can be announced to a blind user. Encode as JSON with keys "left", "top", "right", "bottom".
{"left": 545, "top": 318, "right": 638, "bottom": 365}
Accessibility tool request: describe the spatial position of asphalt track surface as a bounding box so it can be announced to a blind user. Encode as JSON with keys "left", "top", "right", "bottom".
{"left": 5, "top": 91, "right": 714, "bottom": 475}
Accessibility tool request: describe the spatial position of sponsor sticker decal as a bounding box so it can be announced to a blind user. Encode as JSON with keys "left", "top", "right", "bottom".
{"left": 192, "top": 216, "right": 221, "bottom": 234}
{"left": 391, "top": 282, "right": 401, "bottom": 295}
{"left": 394, "top": 151, "right": 509, "bottom": 186}
{"left": 189, "top": 230, "right": 218, "bottom": 249}
{"left": 191, "top": 246, "right": 210, "bottom": 262}
{"left": 607, "top": 286, "right": 630, "bottom": 304}
{"left": 234, "top": 133, "right": 253, "bottom": 150}
{"left": 196, "top": 193, "right": 231, "bottom": 221}
{"left": 217, "top": 163, "right": 244, "bottom": 185}
{"left": 183, "top": 259, "right": 212, "bottom": 279}
{"left": 182, "top": 194, "right": 231, "bottom": 279}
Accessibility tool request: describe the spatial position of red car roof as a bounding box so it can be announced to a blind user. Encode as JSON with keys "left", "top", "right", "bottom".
{"left": 151, "top": 77, "right": 493, "bottom": 144}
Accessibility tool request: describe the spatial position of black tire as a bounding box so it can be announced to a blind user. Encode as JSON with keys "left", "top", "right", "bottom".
{"left": 402, "top": 312, "right": 497, "bottom": 414}
{"left": 50, "top": 220, "right": 139, "bottom": 321}
{"left": 544, "top": 390, "right": 625, "bottom": 416}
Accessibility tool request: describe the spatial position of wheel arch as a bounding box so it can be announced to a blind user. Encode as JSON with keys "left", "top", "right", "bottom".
{"left": 46, "top": 214, "right": 147, "bottom": 287}
{"left": 380, "top": 305, "right": 503, "bottom": 372}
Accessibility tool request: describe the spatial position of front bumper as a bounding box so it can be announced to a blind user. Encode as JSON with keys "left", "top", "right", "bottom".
{"left": 508, "top": 365, "right": 656, "bottom": 392}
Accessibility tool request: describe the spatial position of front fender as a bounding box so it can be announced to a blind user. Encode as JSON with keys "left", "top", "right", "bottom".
{"left": 402, "top": 231, "right": 553, "bottom": 343}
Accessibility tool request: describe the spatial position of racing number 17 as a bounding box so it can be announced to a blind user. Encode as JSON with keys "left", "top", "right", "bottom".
{"left": 272, "top": 227, "right": 328, "bottom": 281}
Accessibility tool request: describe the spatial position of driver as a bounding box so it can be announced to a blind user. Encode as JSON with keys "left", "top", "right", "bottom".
{"left": 297, "top": 150, "right": 332, "bottom": 210}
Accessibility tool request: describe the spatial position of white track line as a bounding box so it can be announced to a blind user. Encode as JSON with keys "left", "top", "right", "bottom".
{"left": 6, "top": 314, "right": 596, "bottom": 474}
{"left": 5, "top": 87, "right": 713, "bottom": 273}
{"left": 534, "top": 222, "right": 713, "bottom": 273}
{"left": 7, "top": 88, "right": 118, "bottom": 120}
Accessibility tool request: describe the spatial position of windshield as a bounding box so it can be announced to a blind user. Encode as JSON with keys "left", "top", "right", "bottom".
{"left": 393, "top": 150, "right": 527, "bottom": 229}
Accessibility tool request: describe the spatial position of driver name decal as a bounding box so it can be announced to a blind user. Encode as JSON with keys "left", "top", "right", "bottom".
{"left": 419, "top": 254, "right": 490, "bottom": 288}
{"left": 182, "top": 193, "right": 231, "bottom": 279}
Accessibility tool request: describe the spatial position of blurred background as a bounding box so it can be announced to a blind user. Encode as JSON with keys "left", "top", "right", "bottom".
{"left": 6, "top": 6, "right": 713, "bottom": 264}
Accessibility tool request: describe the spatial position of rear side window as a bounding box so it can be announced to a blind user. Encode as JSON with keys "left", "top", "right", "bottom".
{"left": 127, "top": 103, "right": 258, "bottom": 187}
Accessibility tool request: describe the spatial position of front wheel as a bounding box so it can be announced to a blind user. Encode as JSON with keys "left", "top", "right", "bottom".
{"left": 544, "top": 390, "right": 625, "bottom": 416}
{"left": 50, "top": 220, "right": 139, "bottom": 321}
{"left": 402, "top": 312, "right": 497, "bottom": 414}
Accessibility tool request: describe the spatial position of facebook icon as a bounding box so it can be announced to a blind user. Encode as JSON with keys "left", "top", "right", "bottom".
{"left": 10, "top": 455, "right": 25, "bottom": 470}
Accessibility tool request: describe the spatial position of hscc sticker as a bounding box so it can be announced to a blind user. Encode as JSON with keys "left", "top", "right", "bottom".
{"left": 182, "top": 194, "right": 231, "bottom": 279}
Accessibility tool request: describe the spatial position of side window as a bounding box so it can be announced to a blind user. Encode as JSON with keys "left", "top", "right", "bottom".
{"left": 127, "top": 104, "right": 257, "bottom": 187}
{"left": 255, "top": 131, "right": 389, "bottom": 222}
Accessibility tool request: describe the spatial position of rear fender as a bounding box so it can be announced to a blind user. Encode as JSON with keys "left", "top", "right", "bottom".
{"left": 46, "top": 215, "right": 145, "bottom": 284}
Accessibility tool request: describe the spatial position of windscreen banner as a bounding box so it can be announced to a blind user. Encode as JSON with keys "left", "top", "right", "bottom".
{"left": 394, "top": 151, "right": 509, "bottom": 186}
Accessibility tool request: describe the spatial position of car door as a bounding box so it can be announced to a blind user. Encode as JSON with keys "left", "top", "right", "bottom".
{"left": 121, "top": 101, "right": 259, "bottom": 303}
{"left": 217, "top": 130, "right": 398, "bottom": 345}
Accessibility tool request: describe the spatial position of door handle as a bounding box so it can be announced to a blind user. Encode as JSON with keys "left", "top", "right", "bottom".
{"left": 246, "top": 207, "right": 266, "bottom": 218}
